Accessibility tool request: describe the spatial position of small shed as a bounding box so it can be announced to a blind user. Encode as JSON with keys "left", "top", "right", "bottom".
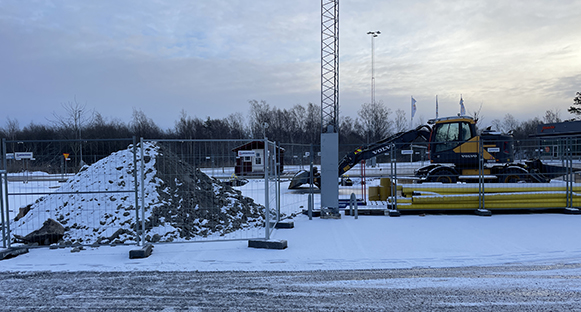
{"left": 232, "top": 141, "right": 285, "bottom": 176}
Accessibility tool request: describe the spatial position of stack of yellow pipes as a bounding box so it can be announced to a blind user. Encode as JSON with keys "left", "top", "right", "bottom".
{"left": 368, "top": 178, "right": 402, "bottom": 201}
{"left": 392, "top": 183, "right": 581, "bottom": 210}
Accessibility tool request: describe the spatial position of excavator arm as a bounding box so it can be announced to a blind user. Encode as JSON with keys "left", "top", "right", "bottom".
{"left": 288, "top": 125, "right": 431, "bottom": 189}
{"left": 338, "top": 125, "right": 432, "bottom": 176}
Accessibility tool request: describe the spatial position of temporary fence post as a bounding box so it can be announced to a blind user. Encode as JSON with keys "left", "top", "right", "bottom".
{"left": 140, "top": 138, "right": 146, "bottom": 246}
{"left": 1, "top": 138, "right": 5, "bottom": 248}
{"left": 0, "top": 170, "right": 5, "bottom": 248}
{"left": 566, "top": 137, "right": 573, "bottom": 208}
{"left": 132, "top": 136, "right": 140, "bottom": 245}
{"left": 308, "top": 144, "right": 314, "bottom": 220}
{"left": 478, "top": 137, "right": 483, "bottom": 208}
{"left": 2, "top": 138, "right": 11, "bottom": 248}
{"left": 391, "top": 143, "right": 398, "bottom": 209}
{"left": 264, "top": 138, "right": 270, "bottom": 240}
{"left": 275, "top": 142, "right": 281, "bottom": 223}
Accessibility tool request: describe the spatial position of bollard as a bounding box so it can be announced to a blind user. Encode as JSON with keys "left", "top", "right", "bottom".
{"left": 350, "top": 193, "right": 358, "bottom": 219}
{"left": 308, "top": 194, "right": 313, "bottom": 220}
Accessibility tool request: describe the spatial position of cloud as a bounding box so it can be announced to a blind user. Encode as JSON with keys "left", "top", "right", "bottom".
{"left": 0, "top": 0, "right": 580, "bottom": 129}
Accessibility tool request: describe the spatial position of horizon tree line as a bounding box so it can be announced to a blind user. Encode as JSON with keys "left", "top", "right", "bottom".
{"left": 1, "top": 95, "right": 579, "bottom": 146}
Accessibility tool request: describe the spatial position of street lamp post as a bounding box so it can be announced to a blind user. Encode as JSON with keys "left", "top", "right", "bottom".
{"left": 367, "top": 31, "right": 380, "bottom": 105}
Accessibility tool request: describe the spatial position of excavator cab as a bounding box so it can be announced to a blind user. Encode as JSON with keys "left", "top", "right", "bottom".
{"left": 428, "top": 116, "right": 514, "bottom": 167}
{"left": 429, "top": 117, "right": 478, "bottom": 166}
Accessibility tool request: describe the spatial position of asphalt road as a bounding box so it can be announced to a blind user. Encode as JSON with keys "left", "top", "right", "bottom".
{"left": 1, "top": 263, "right": 580, "bottom": 311}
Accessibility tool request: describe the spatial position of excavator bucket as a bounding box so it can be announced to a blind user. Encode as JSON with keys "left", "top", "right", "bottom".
{"left": 288, "top": 170, "right": 312, "bottom": 189}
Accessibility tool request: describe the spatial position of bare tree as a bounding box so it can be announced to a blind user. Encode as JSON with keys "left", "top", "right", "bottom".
{"left": 502, "top": 113, "right": 519, "bottom": 133}
{"left": 131, "top": 108, "right": 162, "bottom": 138}
{"left": 226, "top": 112, "right": 247, "bottom": 139}
{"left": 358, "top": 101, "right": 392, "bottom": 143}
{"left": 471, "top": 102, "right": 484, "bottom": 131}
{"left": 304, "top": 103, "right": 320, "bottom": 144}
{"left": 248, "top": 100, "right": 271, "bottom": 139}
{"left": 175, "top": 109, "right": 196, "bottom": 139}
{"left": 491, "top": 118, "right": 502, "bottom": 132}
{"left": 393, "top": 109, "right": 407, "bottom": 133}
{"left": 49, "top": 98, "right": 94, "bottom": 168}
{"left": 5, "top": 117, "right": 20, "bottom": 140}
{"left": 543, "top": 109, "right": 561, "bottom": 124}
{"left": 50, "top": 98, "right": 94, "bottom": 140}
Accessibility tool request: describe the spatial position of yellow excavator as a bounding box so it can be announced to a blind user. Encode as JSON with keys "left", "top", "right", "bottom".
{"left": 289, "top": 115, "right": 566, "bottom": 189}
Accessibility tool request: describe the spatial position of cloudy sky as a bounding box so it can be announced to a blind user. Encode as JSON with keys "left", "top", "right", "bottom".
{"left": 1, "top": 0, "right": 580, "bottom": 130}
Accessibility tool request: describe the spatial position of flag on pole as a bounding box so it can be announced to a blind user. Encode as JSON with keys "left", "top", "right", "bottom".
{"left": 459, "top": 95, "right": 466, "bottom": 115}
{"left": 411, "top": 96, "right": 417, "bottom": 118}
{"left": 435, "top": 95, "right": 439, "bottom": 118}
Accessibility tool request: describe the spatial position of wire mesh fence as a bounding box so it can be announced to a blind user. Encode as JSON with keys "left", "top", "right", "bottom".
{"left": 3, "top": 134, "right": 581, "bottom": 249}
{"left": 1, "top": 138, "right": 140, "bottom": 248}
{"left": 1, "top": 138, "right": 284, "bottom": 248}
{"left": 282, "top": 135, "right": 581, "bottom": 217}
{"left": 335, "top": 135, "right": 581, "bottom": 215}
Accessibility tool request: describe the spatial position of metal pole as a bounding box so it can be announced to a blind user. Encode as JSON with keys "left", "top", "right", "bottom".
{"left": 275, "top": 142, "right": 280, "bottom": 223}
{"left": 140, "top": 138, "right": 146, "bottom": 245}
{"left": 478, "top": 137, "right": 485, "bottom": 210}
{"left": 367, "top": 30, "right": 380, "bottom": 105}
{"left": 132, "top": 136, "right": 140, "bottom": 245}
{"left": 308, "top": 144, "right": 314, "bottom": 220}
{"left": 392, "top": 143, "right": 397, "bottom": 209}
{"left": 1, "top": 139, "right": 6, "bottom": 248}
{"left": 264, "top": 138, "right": 270, "bottom": 240}
{"left": 2, "top": 138, "right": 11, "bottom": 248}
{"left": 371, "top": 34, "right": 374, "bottom": 105}
{"left": 566, "top": 137, "right": 572, "bottom": 208}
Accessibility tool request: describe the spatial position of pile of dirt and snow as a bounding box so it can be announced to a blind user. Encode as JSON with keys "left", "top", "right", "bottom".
{"left": 11, "top": 142, "right": 265, "bottom": 245}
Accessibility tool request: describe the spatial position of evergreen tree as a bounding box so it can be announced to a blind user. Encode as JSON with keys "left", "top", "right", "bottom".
{"left": 567, "top": 92, "right": 581, "bottom": 118}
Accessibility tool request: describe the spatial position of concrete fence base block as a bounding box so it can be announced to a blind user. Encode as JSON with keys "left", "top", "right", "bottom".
{"left": 564, "top": 207, "right": 581, "bottom": 214}
{"left": 475, "top": 209, "right": 492, "bottom": 216}
{"left": 248, "top": 239, "right": 288, "bottom": 250}
{"left": 0, "top": 247, "right": 29, "bottom": 260}
{"left": 129, "top": 244, "right": 154, "bottom": 259}
{"left": 275, "top": 221, "right": 294, "bottom": 229}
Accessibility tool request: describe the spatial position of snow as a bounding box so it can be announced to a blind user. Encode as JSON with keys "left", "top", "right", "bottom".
{"left": 2, "top": 212, "right": 580, "bottom": 273}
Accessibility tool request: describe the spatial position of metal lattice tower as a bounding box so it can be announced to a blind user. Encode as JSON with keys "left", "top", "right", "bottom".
{"left": 321, "top": 0, "right": 339, "bottom": 133}
{"left": 319, "top": 0, "right": 340, "bottom": 216}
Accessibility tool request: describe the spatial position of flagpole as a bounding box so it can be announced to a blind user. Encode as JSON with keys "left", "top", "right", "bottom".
{"left": 410, "top": 96, "right": 417, "bottom": 130}
{"left": 410, "top": 96, "right": 413, "bottom": 129}
{"left": 436, "top": 95, "right": 438, "bottom": 119}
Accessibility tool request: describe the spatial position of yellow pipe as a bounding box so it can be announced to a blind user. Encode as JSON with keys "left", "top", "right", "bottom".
{"left": 410, "top": 192, "right": 580, "bottom": 204}
{"left": 407, "top": 199, "right": 581, "bottom": 206}
{"left": 397, "top": 201, "right": 576, "bottom": 210}
{"left": 402, "top": 184, "right": 581, "bottom": 196}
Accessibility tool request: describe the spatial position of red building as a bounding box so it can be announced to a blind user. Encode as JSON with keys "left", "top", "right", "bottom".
{"left": 232, "top": 141, "right": 285, "bottom": 176}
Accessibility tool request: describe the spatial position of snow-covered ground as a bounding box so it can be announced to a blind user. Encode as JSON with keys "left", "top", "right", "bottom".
{"left": 2, "top": 209, "right": 580, "bottom": 273}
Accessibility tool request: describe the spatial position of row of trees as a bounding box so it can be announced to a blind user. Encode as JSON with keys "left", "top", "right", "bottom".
{"left": 2, "top": 94, "right": 580, "bottom": 145}
{"left": 0, "top": 99, "right": 407, "bottom": 145}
